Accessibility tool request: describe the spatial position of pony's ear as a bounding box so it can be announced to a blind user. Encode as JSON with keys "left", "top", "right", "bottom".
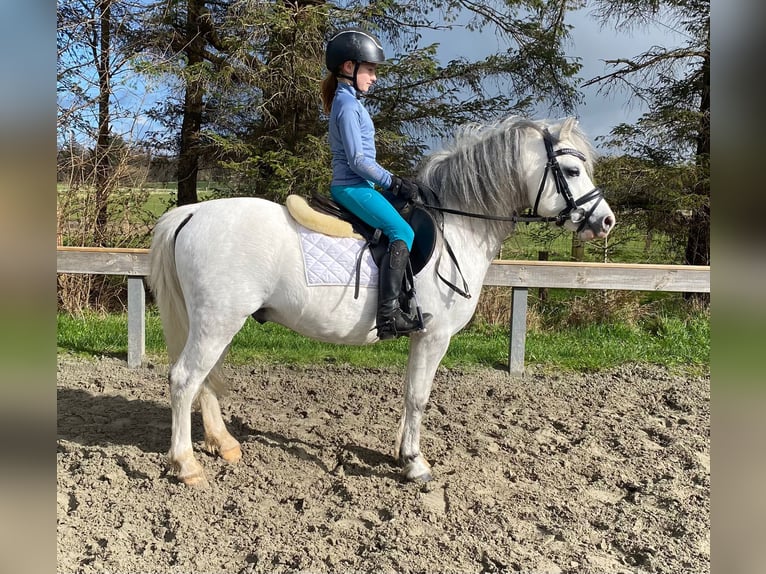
{"left": 558, "top": 117, "right": 578, "bottom": 141}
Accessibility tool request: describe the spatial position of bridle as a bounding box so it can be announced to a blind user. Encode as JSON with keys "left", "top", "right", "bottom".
{"left": 417, "top": 127, "right": 606, "bottom": 299}
{"left": 419, "top": 128, "right": 605, "bottom": 232}
{"left": 534, "top": 128, "right": 604, "bottom": 233}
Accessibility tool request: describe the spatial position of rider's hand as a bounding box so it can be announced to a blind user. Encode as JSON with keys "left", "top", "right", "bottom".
{"left": 389, "top": 176, "right": 420, "bottom": 201}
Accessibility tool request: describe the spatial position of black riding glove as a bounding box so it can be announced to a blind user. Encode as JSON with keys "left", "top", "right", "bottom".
{"left": 389, "top": 176, "right": 420, "bottom": 201}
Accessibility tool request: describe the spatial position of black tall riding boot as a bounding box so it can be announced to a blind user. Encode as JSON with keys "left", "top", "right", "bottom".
{"left": 376, "top": 240, "right": 422, "bottom": 340}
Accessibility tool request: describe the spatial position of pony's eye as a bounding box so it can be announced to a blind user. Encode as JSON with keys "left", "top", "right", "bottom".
{"left": 565, "top": 167, "right": 580, "bottom": 178}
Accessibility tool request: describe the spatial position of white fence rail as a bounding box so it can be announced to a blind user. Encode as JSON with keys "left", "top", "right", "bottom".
{"left": 57, "top": 247, "right": 710, "bottom": 374}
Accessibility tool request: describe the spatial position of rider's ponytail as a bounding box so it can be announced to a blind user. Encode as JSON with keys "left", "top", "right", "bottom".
{"left": 320, "top": 72, "right": 337, "bottom": 115}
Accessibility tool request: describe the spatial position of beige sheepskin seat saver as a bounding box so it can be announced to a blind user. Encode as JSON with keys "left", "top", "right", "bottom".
{"left": 285, "top": 195, "right": 363, "bottom": 240}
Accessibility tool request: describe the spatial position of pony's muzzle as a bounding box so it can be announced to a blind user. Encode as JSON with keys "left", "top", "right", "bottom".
{"left": 577, "top": 213, "right": 616, "bottom": 241}
{"left": 593, "top": 214, "right": 616, "bottom": 239}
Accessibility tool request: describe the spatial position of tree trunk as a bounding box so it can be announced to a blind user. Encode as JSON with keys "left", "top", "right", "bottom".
{"left": 94, "top": 0, "right": 112, "bottom": 245}
{"left": 684, "top": 45, "right": 710, "bottom": 304}
{"left": 176, "top": 0, "right": 205, "bottom": 206}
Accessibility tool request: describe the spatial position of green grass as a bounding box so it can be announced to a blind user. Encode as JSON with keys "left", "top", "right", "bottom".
{"left": 57, "top": 184, "right": 217, "bottom": 220}
{"left": 142, "top": 192, "right": 174, "bottom": 218}
{"left": 526, "top": 317, "right": 709, "bottom": 371}
{"left": 57, "top": 305, "right": 709, "bottom": 373}
{"left": 139, "top": 189, "right": 218, "bottom": 218}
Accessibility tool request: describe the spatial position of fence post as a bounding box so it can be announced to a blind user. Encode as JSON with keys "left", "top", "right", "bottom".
{"left": 127, "top": 276, "right": 145, "bottom": 368}
{"left": 537, "top": 251, "right": 549, "bottom": 302}
{"left": 508, "top": 287, "right": 528, "bottom": 375}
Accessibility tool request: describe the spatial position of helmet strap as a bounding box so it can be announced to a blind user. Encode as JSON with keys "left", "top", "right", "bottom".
{"left": 336, "top": 62, "right": 362, "bottom": 96}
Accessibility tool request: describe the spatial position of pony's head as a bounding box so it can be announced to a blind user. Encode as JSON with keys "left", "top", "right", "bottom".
{"left": 418, "top": 115, "right": 615, "bottom": 241}
{"left": 526, "top": 117, "right": 615, "bottom": 240}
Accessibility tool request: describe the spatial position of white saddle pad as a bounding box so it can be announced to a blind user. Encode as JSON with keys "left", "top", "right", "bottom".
{"left": 299, "top": 226, "right": 378, "bottom": 287}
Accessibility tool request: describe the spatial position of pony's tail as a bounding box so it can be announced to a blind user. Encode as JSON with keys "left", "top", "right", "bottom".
{"left": 148, "top": 205, "right": 198, "bottom": 367}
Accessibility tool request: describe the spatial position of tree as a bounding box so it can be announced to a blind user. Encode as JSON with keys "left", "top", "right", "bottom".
{"left": 57, "top": 0, "right": 143, "bottom": 244}
{"left": 134, "top": 0, "right": 589, "bottom": 204}
{"left": 94, "top": 0, "right": 113, "bottom": 239}
{"left": 584, "top": 0, "right": 710, "bottom": 274}
{"left": 135, "top": 0, "right": 235, "bottom": 205}
{"left": 212, "top": 0, "right": 333, "bottom": 200}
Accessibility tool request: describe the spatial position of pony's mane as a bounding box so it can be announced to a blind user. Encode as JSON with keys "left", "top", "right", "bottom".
{"left": 418, "top": 116, "right": 595, "bottom": 221}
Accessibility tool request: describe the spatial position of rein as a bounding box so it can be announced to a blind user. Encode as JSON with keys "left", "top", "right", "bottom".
{"left": 416, "top": 201, "right": 563, "bottom": 224}
{"left": 419, "top": 128, "right": 605, "bottom": 298}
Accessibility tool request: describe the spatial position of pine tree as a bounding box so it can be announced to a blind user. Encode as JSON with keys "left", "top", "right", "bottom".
{"left": 585, "top": 0, "right": 710, "bottom": 274}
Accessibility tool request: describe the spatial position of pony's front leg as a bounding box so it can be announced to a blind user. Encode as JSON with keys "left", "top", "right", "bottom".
{"left": 199, "top": 384, "right": 241, "bottom": 463}
{"left": 396, "top": 332, "right": 451, "bottom": 482}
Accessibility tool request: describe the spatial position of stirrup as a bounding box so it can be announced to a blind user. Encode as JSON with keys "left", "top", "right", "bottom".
{"left": 376, "top": 311, "right": 424, "bottom": 340}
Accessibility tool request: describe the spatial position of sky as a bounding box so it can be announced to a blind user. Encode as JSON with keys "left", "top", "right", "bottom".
{"left": 563, "top": 7, "right": 686, "bottom": 146}
{"left": 418, "top": 5, "right": 687, "bottom": 151}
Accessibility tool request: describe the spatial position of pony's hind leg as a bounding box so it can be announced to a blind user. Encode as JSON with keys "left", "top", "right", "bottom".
{"left": 168, "top": 362, "right": 208, "bottom": 486}
{"left": 168, "top": 316, "right": 246, "bottom": 486}
{"left": 199, "top": 383, "right": 242, "bottom": 463}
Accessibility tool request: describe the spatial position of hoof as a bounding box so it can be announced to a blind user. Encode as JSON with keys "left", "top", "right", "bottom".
{"left": 219, "top": 444, "right": 242, "bottom": 464}
{"left": 169, "top": 453, "right": 207, "bottom": 487}
{"left": 408, "top": 470, "right": 433, "bottom": 483}
{"left": 174, "top": 464, "right": 207, "bottom": 488}
{"left": 402, "top": 455, "right": 433, "bottom": 482}
{"left": 179, "top": 471, "right": 208, "bottom": 487}
{"left": 204, "top": 435, "right": 242, "bottom": 464}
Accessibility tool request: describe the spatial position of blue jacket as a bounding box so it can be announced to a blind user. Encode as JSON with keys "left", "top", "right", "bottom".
{"left": 329, "top": 82, "right": 393, "bottom": 189}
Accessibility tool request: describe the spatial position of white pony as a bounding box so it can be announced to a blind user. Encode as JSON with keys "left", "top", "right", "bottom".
{"left": 149, "top": 117, "right": 615, "bottom": 486}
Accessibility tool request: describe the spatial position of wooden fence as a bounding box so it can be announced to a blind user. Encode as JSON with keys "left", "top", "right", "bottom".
{"left": 57, "top": 246, "right": 710, "bottom": 374}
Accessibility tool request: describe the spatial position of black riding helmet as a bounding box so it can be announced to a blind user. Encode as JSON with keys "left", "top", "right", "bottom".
{"left": 325, "top": 28, "right": 385, "bottom": 92}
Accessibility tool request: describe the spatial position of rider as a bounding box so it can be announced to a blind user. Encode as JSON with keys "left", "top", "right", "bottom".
{"left": 320, "top": 27, "right": 425, "bottom": 340}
